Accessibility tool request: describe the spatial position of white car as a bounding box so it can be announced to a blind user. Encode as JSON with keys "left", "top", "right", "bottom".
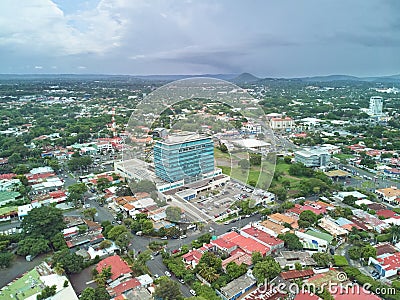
{"left": 180, "top": 235, "right": 187, "bottom": 239}
{"left": 154, "top": 274, "right": 159, "bottom": 279}
{"left": 189, "top": 290, "right": 197, "bottom": 296}
{"left": 165, "top": 271, "right": 171, "bottom": 277}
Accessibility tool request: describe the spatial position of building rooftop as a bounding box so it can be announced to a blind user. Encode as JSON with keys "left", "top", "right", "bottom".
{"left": 112, "top": 278, "right": 141, "bottom": 296}
{"left": 305, "top": 229, "right": 334, "bottom": 243}
{"left": 220, "top": 274, "right": 256, "bottom": 299}
{"left": 221, "top": 231, "right": 270, "bottom": 256}
{"left": 96, "top": 255, "right": 132, "bottom": 281}
{"left": 377, "top": 251, "right": 400, "bottom": 272}
{"left": 241, "top": 226, "right": 284, "bottom": 247}
{"left": 280, "top": 269, "right": 314, "bottom": 280}
{"left": 161, "top": 132, "right": 209, "bottom": 145}
{"left": 375, "top": 243, "right": 398, "bottom": 257}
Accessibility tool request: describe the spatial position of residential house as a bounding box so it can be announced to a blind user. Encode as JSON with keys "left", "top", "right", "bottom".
{"left": 240, "top": 225, "right": 284, "bottom": 253}
{"left": 369, "top": 252, "right": 400, "bottom": 278}
{"left": 275, "top": 251, "right": 316, "bottom": 270}
{"left": 376, "top": 187, "right": 400, "bottom": 204}
{"left": 318, "top": 217, "right": 349, "bottom": 238}
{"left": 295, "top": 229, "right": 333, "bottom": 253}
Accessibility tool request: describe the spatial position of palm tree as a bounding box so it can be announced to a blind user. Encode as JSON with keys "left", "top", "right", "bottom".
{"left": 199, "top": 266, "right": 219, "bottom": 283}
{"left": 389, "top": 225, "right": 400, "bottom": 244}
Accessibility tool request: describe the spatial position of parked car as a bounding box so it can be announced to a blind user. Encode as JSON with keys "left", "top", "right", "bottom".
{"left": 154, "top": 274, "right": 159, "bottom": 279}
{"left": 165, "top": 271, "right": 171, "bottom": 277}
{"left": 180, "top": 235, "right": 187, "bottom": 239}
{"left": 161, "top": 236, "right": 168, "bottom": 240}
{"left": 189, "top": 290, "right": 197, "bottom": 296}
{"left": 172, "top": 249, "right": 180, "bottom": 254}
{"left": 179, "top": 279, "right": 185, "bottom": 284}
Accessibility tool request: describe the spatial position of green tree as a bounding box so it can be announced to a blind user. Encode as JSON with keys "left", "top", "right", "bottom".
{"left": 348, "top": 246, "right": 362, "bottom": 260}
{"left": 166, "top": 206, "right": 182, "bottom": 222}
{"left": 99, "top": 240, "right": 112, "bottom": 249}
{"left": 50, "top": 232, "right": 68, "bottom": 251}
{"left": 298, "top": 210, "right": 318, "bottom": 228}
{"left": 37, "top": 285, "right": 57, "bottom": 300}
{"left": 278, "top": 233, "right": 303, "bottom": 250}
{"left": 80, "top": 287, "right": 96, "bottom": 300}
{"left": 361, "top": 244, "right": 377, "bottom": 260}
{"left": 0, "top": 252, "right": 14, "bottom": 268}
{"left": 97, "top": 177, "right": 111, "bottom": 192}
{"left": 226, "top": 262, "right": 247, "bottom": 279}
{"left": 154, "top": 277, "right": 183, "bottom": 300}
{"left": 83, "top": 208, "right": 97, "bottom": 221}
{"left": 17, "top": 238, "right": 50, "bottom": 257}
{"left": 251, "top": 251, "right": 263, "bottom": 265}
{"left": 253, "top": 256, "right": 281, "bottom": 283}
{"left": 52, "top": 249, "right": 84, "bottom": 274}
{"left": 21, "top": 206, "right": 65, "bottom": 240}
{"left": 312, "top": 252, "right": 333, "bottom": 267}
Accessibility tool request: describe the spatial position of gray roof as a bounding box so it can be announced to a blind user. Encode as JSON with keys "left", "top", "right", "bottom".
{"left": 220, "top": 274, "right": 256, "bottom": 298}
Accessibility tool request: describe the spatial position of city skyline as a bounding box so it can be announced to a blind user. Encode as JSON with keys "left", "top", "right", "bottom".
{"left": 1, "top": 0, "right": 400, "bottom": 77}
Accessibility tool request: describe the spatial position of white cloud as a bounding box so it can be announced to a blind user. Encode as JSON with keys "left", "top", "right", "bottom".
{"left": 0, "top": 0, "right": 125, "bottom": 56}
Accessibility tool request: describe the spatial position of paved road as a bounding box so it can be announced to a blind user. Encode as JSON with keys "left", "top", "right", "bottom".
{"left": 146, "top": 255, "right": 192, "bottom": 297}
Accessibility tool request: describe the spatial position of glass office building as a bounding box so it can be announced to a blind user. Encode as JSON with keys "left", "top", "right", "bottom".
{"left": 154, "top": 133, "right": 215, "bottom": 183}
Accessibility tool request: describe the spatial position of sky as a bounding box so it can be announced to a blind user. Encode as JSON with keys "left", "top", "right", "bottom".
{"left": 1, "top": 0, "right": 400, "bottom": 77}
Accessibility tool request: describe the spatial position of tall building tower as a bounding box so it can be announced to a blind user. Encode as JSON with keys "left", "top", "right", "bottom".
{"left": 153, "top": 133, "right": 214, "bottom": 183}
{"left": 369, "top": 96, "right": 383, "bottom": 116}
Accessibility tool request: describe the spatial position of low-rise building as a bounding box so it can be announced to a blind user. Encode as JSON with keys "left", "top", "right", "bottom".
{"left": 295, "top": 229, "right": 332, "bottom": 253}
{"left": 318, "top": 217, "right": 349, "bottom": 238}
{"left": 240, "top": 225, "right": 284, "bottom": 253}
{"left": 217, "top": 274, "right": 256, "bottom": 300}
{"left": 369, "top": 251, "right": 400, "bottom": 278}
{"left": 376, "top": 187, "right": 400, "bottom": 204}
{"left": 275, "top": 251, "right": 316, "bottom": 270}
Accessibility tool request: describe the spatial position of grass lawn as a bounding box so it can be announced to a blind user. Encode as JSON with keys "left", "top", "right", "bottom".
{"left": 0, "top": 268, "right": 42, "bottom": 299}
{"left": 334, "top": 153, "right": 354, "bottom": 160}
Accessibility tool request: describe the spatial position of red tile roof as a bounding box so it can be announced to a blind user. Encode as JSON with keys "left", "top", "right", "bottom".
{"left": 49, "top": 190, "right": 66, "bottom": 198}
{"left": 182, "top": 250, "right": 203, "bottom": 264}
{"left": 376, "top": 209, "right": 396, "bottom": 219}
{"left": 241, "top": 227, "right": 284, "bottom": 247}
{"left": 280, "top": 269, "right": 314, "bottom": 280}
{"left": 221, "top": 231, "right": 270, "bottom": 256}
{"left": 377, "top": 252, "right": 400, "bottom": 272}
{"left": 96, "top": 255, "right": 132, "bottom": 281}
{"left": 0, "top": 173, "right": 15, "bottom": 180}
{"left": 211, "top": 238, "right": 237, "bottom": 250}
{"left": 112, "top": 278, "right": 141, "bottom": 296}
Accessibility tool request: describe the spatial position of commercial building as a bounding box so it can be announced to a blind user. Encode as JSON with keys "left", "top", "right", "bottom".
{"left": 369, "top": 96, "right": 383, "bottom": 116}
{"left": 269, "top": 117, "right": 294, "bottom": 130}
{"left": 294, "top": 148, "right": 330, "bottom": 168}
{"left": 153, "top": 133, "right": 214, "bottom": 183}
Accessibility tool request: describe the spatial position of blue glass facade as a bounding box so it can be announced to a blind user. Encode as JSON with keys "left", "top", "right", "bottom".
{"left": 154, "top": 137, "right": 214, "bottom": 183}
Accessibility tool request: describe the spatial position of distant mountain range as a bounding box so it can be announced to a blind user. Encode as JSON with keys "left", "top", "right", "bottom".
{"left": 1, "top": 72, "right": 400, "bottom": 83}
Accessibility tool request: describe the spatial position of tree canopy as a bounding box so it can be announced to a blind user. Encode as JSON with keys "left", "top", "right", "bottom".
{"left": 21, "top": 206, "right": 65, "bottom": 240}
